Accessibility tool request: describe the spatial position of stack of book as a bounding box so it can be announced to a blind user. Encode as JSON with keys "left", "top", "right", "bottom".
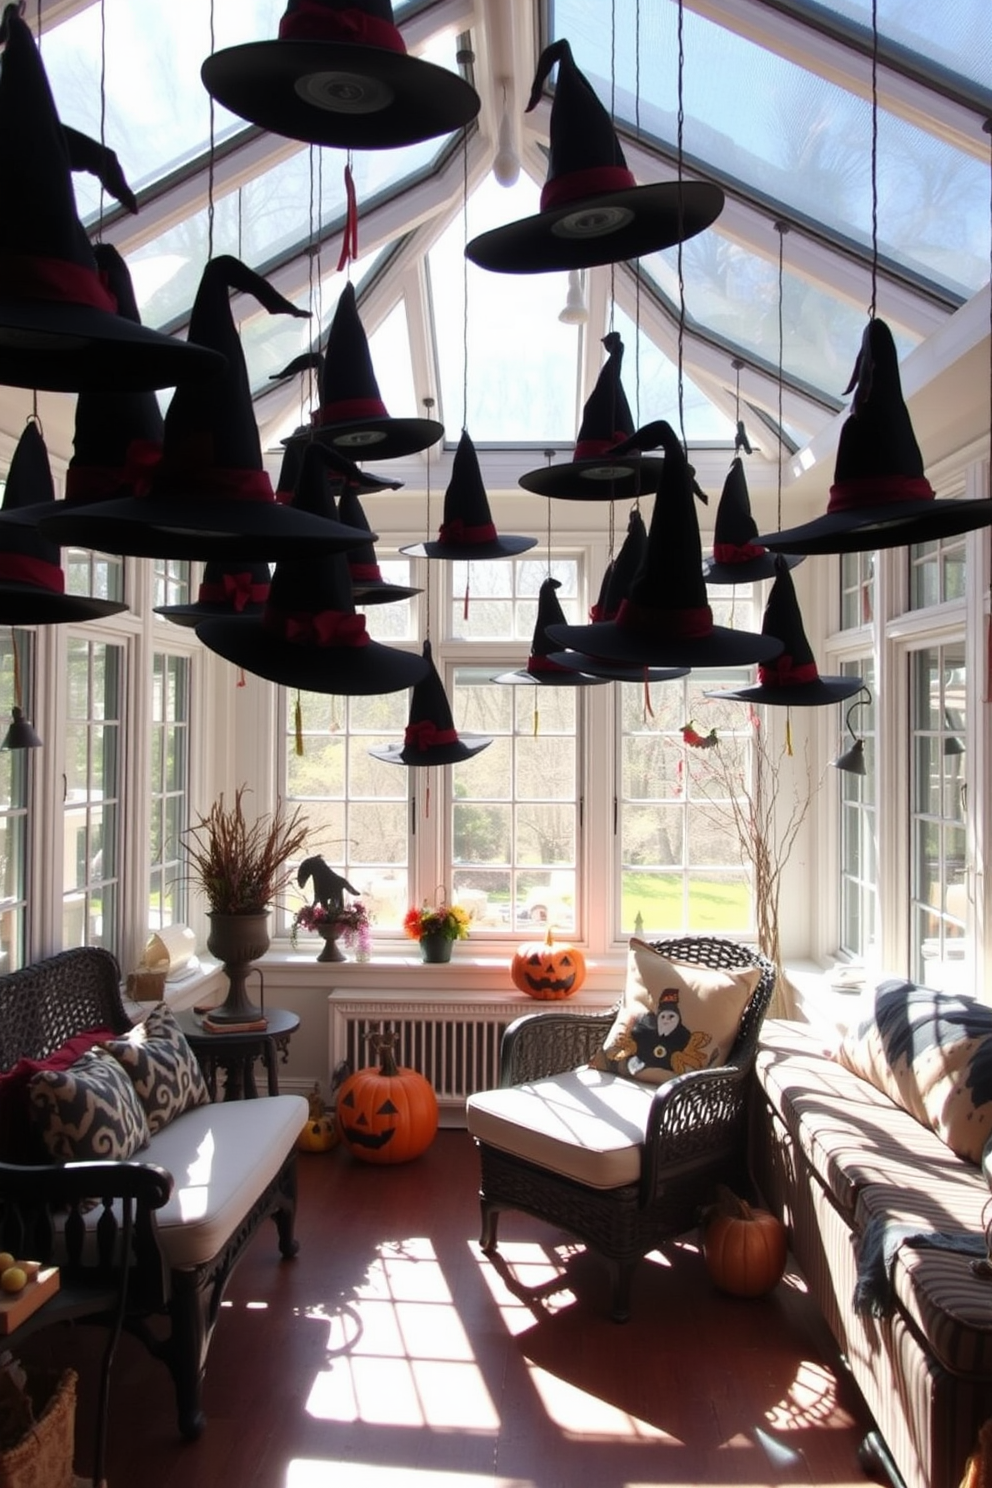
{"left": 199, "top": 1014, "right": 268, "bottom": 1034}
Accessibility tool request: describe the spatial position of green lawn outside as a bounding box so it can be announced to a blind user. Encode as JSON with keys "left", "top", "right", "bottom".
{"left": 622, "top": 873, "right": 752, "bottom": 934}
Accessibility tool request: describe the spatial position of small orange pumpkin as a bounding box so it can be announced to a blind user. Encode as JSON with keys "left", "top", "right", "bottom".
{"left": 510, "top": 927, "right": 586, "bottom": 1000}
{"left": 297, "top": 1083, "right": 339, "bottom": 1152}
{"left": 336, "top": 1032, "right": 438, "bottom": 1165}
{"left": 702, "top": 1186, "right": 787, "bottom": 1298}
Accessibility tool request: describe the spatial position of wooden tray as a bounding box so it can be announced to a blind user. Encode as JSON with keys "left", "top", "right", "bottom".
{"left": 0, "top": 1267, "right": 60, "bottom": 1334}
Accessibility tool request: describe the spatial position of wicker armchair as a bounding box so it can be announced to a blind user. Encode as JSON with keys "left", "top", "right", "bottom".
{"left": 466, "top": 936, "right": 777, "bottom": 1322}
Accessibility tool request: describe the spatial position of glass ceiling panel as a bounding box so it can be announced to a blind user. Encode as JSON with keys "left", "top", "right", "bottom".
{"left": 553, "top": 1, "right": 990, "bottom": 300}
{"left": 611, "top": 306, "right": 736, "bottom": 445}
{"left": 428, "top": 174, "right": 580, "bottom": 443}
{"left": 125, "top": 134, "right": 438, "bottom": 329}
{"left": 810, "top": 0, "right": 992, "bottom": 91}
{"left": 39, "top": 0, "right": 273, "bottom": 203}
{"left": 640, "top": 233, "right": 920, "bottom": 406}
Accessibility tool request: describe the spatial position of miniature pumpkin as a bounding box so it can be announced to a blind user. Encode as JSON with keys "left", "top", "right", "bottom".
{"left": 297, "top": 1083, "right": 339, "bottom": 1152}
{"left": 701, "top": 1186, "right": 787, "bottom": 1298}
{"left": 336, "top": 1032, "right": 438, "bottom": 1165}
{"left": 510, "top": 927, "right": 586, "bottom": 999}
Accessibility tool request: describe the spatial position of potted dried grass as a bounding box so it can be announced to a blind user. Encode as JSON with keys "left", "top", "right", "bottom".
{"left": 183, "top": 786, "right": 308, "bottom": 1021}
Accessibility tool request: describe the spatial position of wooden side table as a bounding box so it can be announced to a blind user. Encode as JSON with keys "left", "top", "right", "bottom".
{"left": 175, "top": 1007, "right": 300, "bottom": 1100}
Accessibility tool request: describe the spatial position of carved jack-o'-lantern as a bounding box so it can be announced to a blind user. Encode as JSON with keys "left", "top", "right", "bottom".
{"left": 336, "top": 1032, "right": 439, "bottom": 1165}
{"left": 510, "top": 927, "right": 586, "bottom": 1000}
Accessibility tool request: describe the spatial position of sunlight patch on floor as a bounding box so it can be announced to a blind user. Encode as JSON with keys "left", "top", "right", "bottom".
{"left": 474, "top": 1240, "right": 577, "bottom": 1333}
{"left": 305, "top": 1236, "right": 499, "bottom": 1430}
{"left": 765, "top": 1357, "right": 848, "bottom": 1431}
{"left": 524, "top": 1360, "right": 672, "bottom": 1443}
{"left": 287, "top": 1464, "right": 530, "bottom": 1487}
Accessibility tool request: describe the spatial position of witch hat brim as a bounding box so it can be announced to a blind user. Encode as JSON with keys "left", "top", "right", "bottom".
{"left": 704, "top": 674, "right": 863, "bottom": 707}
{"left": 465, "top": 181, "right": 724, "bottom": 275}
{"left": 703, "top": 548, "right": 804, "bottom": 584}
{"left": 519, "top": 455, "right": 664, "bottom": 502}
{"left": 369, "top": 732, "right": 492, "bottom": 765}
{"left": 405, "top": 532, "right": 538, "bottom": 560}
{"left": 288, "top": 414, "right": 445, "bottom": 464}
{"left": 494, "top": 662, "right": 610, "bottom": 686}
{"left": 758, "top": 499, "right": 992, "bottom": 556}
{"left": 0, "top": 586, "right": 127, "bottom": 625}
{"left": 195, "top": 615, "right": 429, "bottom": 695}
{"left": 0, "top": 306, "right": 225, "bottom": 395}
{"left": 201, "top": 41, "right": 479, "bottom": 151}
{"left": 546, "top": 651, "right": 690, "bottom": 683}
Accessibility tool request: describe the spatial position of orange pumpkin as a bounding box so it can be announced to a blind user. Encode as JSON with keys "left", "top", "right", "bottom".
{"left": 510, "top": 927, "right": 586, "bottom": 999}
{"left": 336, "top": 1032, "right": 438, "bottom": 1165}
{"left": 702, "top": 1187, "right": 787, "bottom": 1298}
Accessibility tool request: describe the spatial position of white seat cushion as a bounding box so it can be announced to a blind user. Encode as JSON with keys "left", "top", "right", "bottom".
{"left": 465, "top": 1068, "right": 652, "bottom": 1190}
{"left": 143, "top": 1094, "right": 307, "bottom": 1269}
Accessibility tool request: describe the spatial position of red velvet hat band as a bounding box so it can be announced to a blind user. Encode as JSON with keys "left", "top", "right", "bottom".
{"left": 66, "top": 440, "right": 162, "bottom": 502}
{"left": 616, "top": 598, "right": 713, "bottom": 638}
{"left": 264, "top": 608, "right": 370, "bottom": 646}
{"left": 757, "top": 656, "right": 819, "bottom": 687}
{"left": 0, "top": 553, "right": 65, "bottom": 593}
{"left": 278, "top": 4, "right": 407, "bottom": 53}
{"left": 0, "top": 254, "right": 119, "bottom": 313}
{"left": 574, "top": 434, "right": 630, "bottom": 460}
{"left": 827, "top": 474, "right": 934, "bottom": 514}
{"left": 540, "top": 165, "right": 637, "bottom": 214}
{"left": 403, "top": 721, "right": 459, "bottom": 749}
{"left": 158, "top": 467, "right": 275, "bottom": 503}
{"left": 437, "top": 519, "right": 498, "bottom": 544}
{"left": 199, "top": 574, "right": 270, "bottom": 610}
{"left": 349, "top": 562, "right": 382, "bottom": 582}
{"left": 712, "top": 540, "right": 766, "bottom": 564}
{"left": 313, "top": 396, "right": 389, "bottom": 426}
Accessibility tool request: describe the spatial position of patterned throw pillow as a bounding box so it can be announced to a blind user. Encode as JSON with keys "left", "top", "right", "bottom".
{"left": 837, "top": 980, "right": 992, "bottom": 1164}
{"left": 100, "top": 1002, "right": 210, "bottom": 1134}
{"left": 28, "top": 1049, "right": 150, "bottom": 1161}
{"left": 0, "top": 1027, "right": 118, "bottom": 1163}
{"left": 590, "top": 939, "right": 760, "bottom": 1086}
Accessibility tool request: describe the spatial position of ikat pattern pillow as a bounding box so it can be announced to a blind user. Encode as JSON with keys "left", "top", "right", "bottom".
{"left": 590, "top": 939, "right": 760, "bottom": 1086}
{"left": 101, "top": 1002, "right": 210, "bottom": 1134}
{"left": 837, "top": 980, "right": 992, "bottom": 1164}
{"left": 28, "top": 1049, "right": 150, "bottom": 1161}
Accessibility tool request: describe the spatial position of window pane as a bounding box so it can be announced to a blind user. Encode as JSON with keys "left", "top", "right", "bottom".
{"left": 0, "top": 630, "right": 32, "bottom": 970}
{"left": 63, "top": 640, "right": 123, "bottom": 951}
{"left": 149, "top": 653, "right": 190, "bottom": 930}
{"left": 910, "top": 644, "right": 966, "bottom": 987}
{"left": 837, "top": 658, "right": 876, "bottom": 961}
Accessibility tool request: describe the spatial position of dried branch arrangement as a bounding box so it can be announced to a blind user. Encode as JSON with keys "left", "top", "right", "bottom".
{"left": 182, "top": 785, "right": 309, "bottom": 915}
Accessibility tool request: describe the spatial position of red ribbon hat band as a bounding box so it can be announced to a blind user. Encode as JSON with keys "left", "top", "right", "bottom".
{"left": 541, "top": 164, "right": 637, "bottom": 215}
{"left": 757, "top": 655, "right": 819, "bottom": 688}
{"left": 278, "top": 3, "right": 407, "bottom": 53}
{"left": 0, "top": 253, "right": 120, "bottom": 314}
{"left": 0, "top": 553, "right": 66, "bottom": 593}
{"left": 266, "top": 608, "right": 370, "bottom": 648}
{"left": 616, "top": 598, "right": 714, "bottom": 640}
{"left": 827, "top": 474, "right": 934, "bottom": 515}
{"left": 404, "top": 720, "right": 459, "bottom": 750}
{"left": 198, "top": 573, "right": 271, "bottom": 612}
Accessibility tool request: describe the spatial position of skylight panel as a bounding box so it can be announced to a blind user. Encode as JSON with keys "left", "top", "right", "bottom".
{"left": 813, "top": 0, "right": 992, "bottom": 90}
{"left": 553, "top": 0, "right": 990, "bottom": 300}
{"left": 611, "top": 307, "right": 736, "bottom": 445}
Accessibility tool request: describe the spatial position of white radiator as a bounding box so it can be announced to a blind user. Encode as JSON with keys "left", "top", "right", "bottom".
{"left": 328, "top": 994, "right": 516, "bottom": 1127}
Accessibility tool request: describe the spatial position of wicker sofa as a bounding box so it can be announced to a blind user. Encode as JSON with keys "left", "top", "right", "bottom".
{"left": 0, "top": 946, "right": 307, "bottom": 1441}
{"left": 753, "top": 1015, "right": 992, "bottom": 1488}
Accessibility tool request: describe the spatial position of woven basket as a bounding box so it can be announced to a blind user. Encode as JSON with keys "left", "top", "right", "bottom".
{"left": 0, "top": 1368, "right": 77, "bottom": 1488}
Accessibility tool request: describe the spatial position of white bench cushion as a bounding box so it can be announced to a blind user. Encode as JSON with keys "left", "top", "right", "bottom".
{"left": 143, "top": 1094, "right": 307, "bottom": 1269}
{"left": 465, "top": 1068, "right": 652, "bottom": 1190}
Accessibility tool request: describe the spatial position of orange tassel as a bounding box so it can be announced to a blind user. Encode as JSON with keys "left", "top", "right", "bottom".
{"left": 785, "top": 713, "right": 794, "bottom": 756}
{"left": 294, "top": 695, "right": 304, "bottom": 756}
{"left": 643, "top": 668, "right": 654, "bottom": 719}
{"left": 425, "top": 783, "right": 431, "bottom": 819}
{"left": 463, "top": 577, "right": 470, "bottom": 620}
{"left": 236, "top": 666, "right": 246, "bottom": 688}
{"left": 533, "top": 704, "right": 539, "bottom": 737}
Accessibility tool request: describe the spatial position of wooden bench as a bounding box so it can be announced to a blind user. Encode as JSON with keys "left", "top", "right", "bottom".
{"left": 0, "top": 946, "right": 307, "bottom": 1442}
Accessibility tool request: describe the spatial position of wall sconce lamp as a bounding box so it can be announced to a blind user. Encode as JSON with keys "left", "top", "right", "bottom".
{"left": 559, "top": 268, "right": 588, "bottom": 325}
{"left": 1, "top": 630, "right": 41, "bottom": 750}
{"left": 832, "top": 686, "right": 871, "bottom": 776}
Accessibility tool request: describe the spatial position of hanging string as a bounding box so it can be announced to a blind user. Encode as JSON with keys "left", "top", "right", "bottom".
{"left": 774, "top": 220, "right": 789, "bottom": 532}
{"left": 96, "top": 0, "right": 106, "bottom": 239}
{"left": 461, "top": 122, "right": 471, "bottom": 620}
{"left": 675, "top": 0, "right": 687, "bottom": 457}
{"left": 868, "top": 0, "right": 879, "bottom": 319}
{"left": 423, "top": 398, "right": 435, "bottom": 641}
{"left": 633, "top": 0, "right": 642, "bottom": 423}
{"left": 207, "top": 0, "right": 216, "bottom": 262}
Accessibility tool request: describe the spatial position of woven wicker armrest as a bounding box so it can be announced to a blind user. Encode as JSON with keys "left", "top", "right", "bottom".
{"left": 498, "top": 1007, "right": 618, "bottom": 1086}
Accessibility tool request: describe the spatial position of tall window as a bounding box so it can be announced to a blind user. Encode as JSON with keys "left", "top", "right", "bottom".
{"left": 909, "top": 536, "right": 966, "bottom": 610}
{"left": 618, "top": 672, "right": 753, "bottom": 938}
{"left": 838, "top": 658, "right": 876, "bottom": 961}
{"left": 63, "top": 638, "right": 123, "bottom": 950}
{"left": 0, "top": 630, "right": 32, "bottom": 970}
{"left": 840, "top": 551, "right": 874, "bottom": 630}
{"left": 910, "top": 643, "right": 966, "bottom": 988}
{"left": 149, "top": 652, "right": 190, "bottom": 929}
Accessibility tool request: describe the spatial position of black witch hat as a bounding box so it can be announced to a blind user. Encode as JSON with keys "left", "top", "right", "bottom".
{"left": 547, "top": 421, "right": 783, "bottom": 668}
{"left": 154, "top": 560, "right": 272, "bottom": 628}
{"left": 369, "top": 639, "right": 492, "bottom": 765}
{"left": 0, "top": 6, "right": 222, "bottom": 394}
{"left": 201, "top": 0, "right": 479, "bottom": 151}
{"left": 758, "top": 319, "right": 992, "bottom": 554}
{"left": 41, "top": 258, "right": 369, "bottom": 561}
{"left": 402, "top": 430, "right": 537, "bottom": 560}
{"left": 703, "top": 458, "right": 803, "bottom": 584}
{"left": 494, "top": 577, "right": 609, "bottom": 687}
{"left": 0, "top": 423, "right": 127, "bottom": 625}
{"left": 195, "top": 443, "right": 429, "bottom": 696}
{"left": 0, "top": 245, "right": 165, "bottom": 533}
{"left": 274, "top": 420, "right": 402, "bottom": 505}
{"left": 704, "top": 558, "right": 863, "bottom": 707}
{"left": 518, "top": 334, "right": 664, "bottom": 501}
{"left": 281, "top": 285, "right": 444, "bottom": 460}
{"left": 337, "top": 486, "right": 421, "bottom": 605}
{"left": 465, "top": 39, "right": 723, "bottom": 274}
